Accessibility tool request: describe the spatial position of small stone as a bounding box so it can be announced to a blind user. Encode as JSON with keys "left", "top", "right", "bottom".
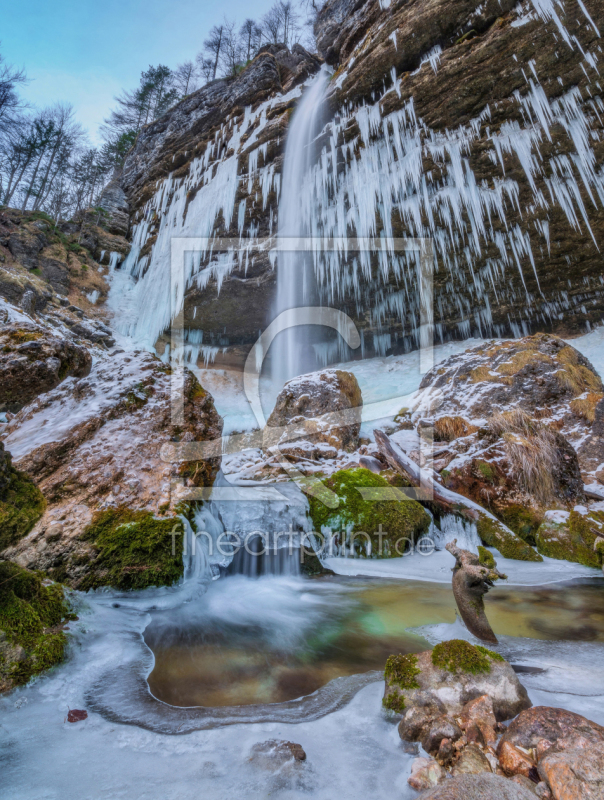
{"left": 436, "top": 737, "right": 454, "bottom": 765}
{"left": 248, "top": 739, "right": 306, "bottom": 771}
{"left": 45, "top": 523, "right": 64, "bottom": 542}
{"left": 422, "top": 715, "right": 463, "bottom": 754}
{"left": 499, "top": 740, "right": 537, "bottom": 778}
{"left": 452, "top": 744, "right": 492, "bottom": 776}
{"left": 67, "top": 709, "right": 88, "bottom": 723}
{"left": 400, "top": 740, "right": 420, "bottom": 755}
{"left": 535, "top": 781, "right": 552, "bottom": 799}
{"left": 465, "top": 721, "right": 486, "bottom": 747}
{"left": 408, "top": 757, "right": 447, "bottom": 791}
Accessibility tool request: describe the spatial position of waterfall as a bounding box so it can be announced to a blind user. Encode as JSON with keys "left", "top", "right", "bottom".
{"left": 270, "top": 66, "right": 331, "bottom": 388}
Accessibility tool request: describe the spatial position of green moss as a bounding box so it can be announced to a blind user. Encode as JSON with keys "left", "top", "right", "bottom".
{"left": 384, "top": 653, "right": 420, "bottom": 689}
{"left": 498, "top": 504, "right": 543, "bottom": 545}
{"left": 8, "top": 329, "right": 42, "bottom": 344}
{"left": 475, "top": 460, "right": 496, "bottom": 483}
{"left": 382, "top": 693, "right": 407, "bottom": 713}
{"left": 477, "top": 546, "right": 496, "bottom": 570}
{"left": 308, "top": 468, "right": 430, "bottom": 558}
{"left": 476, "top": 514, "right": 542, "bottom": 561}
{"left": 0, "top": 469, "right": 47, "bottom": 550}
{"left": 431, "top": 639, "right": 503, "bottom": 674}
{"left": 78, "top": 507, "right": 185, "bottom": 591}
{"left": 536, "top": 510, "right": 603, "bottom": 568}
{"left": 0, "top": 561, "right": 73, "bottom": 688}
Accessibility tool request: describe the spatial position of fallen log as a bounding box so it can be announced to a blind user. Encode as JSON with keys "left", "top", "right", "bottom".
{"left": 373, "top": 429, "right": 542, "bottom": 562}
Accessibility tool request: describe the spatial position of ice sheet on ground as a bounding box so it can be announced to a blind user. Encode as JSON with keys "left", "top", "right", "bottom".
{"left": 324, "top": 550, "right": 601, "bottom": 585}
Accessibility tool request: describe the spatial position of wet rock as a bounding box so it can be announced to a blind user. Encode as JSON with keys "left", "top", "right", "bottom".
{"left": 446, "top": 541, "right": 505, "bottom": 643}
{"left": 535, "top": 508, "right": 604, "bottom": 569}
{"left": 67, "top": 709, "right": 88, "bottom": 723}
{"left": 451, "top": 744, "right": 492, "bottom": 776}
{"left": 97, "top": 170, "right": 130, "bottom": 237}
{"left": 0, "top": 321, "right": 92, "bottom": 412}
{"left": 20, "top": 290, "right": 36, "bottom": 315}
{"left": 387, "top": 642, "right": 531, "bottom": 733}
{"left": 538, "top": 741, "right": 604, "bottom": 800}
{"left": 248, "top": 739, "right": 306, "bottom": 770}
{"left": 408, "top": 757, "right": 447, "bottom": 791}
{"left": 498, "top": 741, "right": 537, "bottom": 779}
{"left": 458, "top": 694, "right": 498, "bottom": 746}
{"left": 267, "top": 369, "right": 362, "bottom": 451}
{"left": 421, "top": 715, "right": 463, "bottom": 755}
{"left": 412, "top": 772, "right": 537, "bottom": 799}
{"left": 497, "top": 707, "right": 604, "bottom": 753}
{"left": 1, "top": 351, "right": 223, "bottom": 588}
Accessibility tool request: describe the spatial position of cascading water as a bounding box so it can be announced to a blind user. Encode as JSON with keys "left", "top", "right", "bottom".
{"left": 269, "top": 66, "right": 331, "bottom": 389}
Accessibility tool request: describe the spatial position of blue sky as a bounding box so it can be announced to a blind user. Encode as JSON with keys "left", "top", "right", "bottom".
{"left": 2, "top": 0, "right": 279, "bottom": 144}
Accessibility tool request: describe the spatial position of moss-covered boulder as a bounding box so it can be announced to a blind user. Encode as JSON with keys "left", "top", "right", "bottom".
{"left": 0, "top": 561, "right": 73, "bottom": 692}
{"left": 535, "top": 509, "right": 604, "bottom": 568}
{"left": 308, "top": 467, "right": 430, "bottom": 557}
{"left": 77, "top": 508, "right": 185, "bottom": 591}
{"left": 0, "top": 442, "right": 46, "bottom": 550}
{"left": 383, "top": 640, "right": 531, "bottom": 722}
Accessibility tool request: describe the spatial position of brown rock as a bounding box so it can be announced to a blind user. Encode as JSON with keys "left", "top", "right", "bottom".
{"left": 267, "top": 369, "right": 362, "bottom": 451}
{"left": 248, "top": 739, "right": 306, "bottom": 770}
{"left": 536, "top": 740, "right": 554, "bottom": 762}
{"left": 498, "top": 707, "right": 604, "bottom": 754}
{"left": 452, "top": 744, "right": 492, "bottom": 776}
{"left": 534, "top": 782, "right": 552, "bottom": 800}
{"left": 436, "top": 737, "right": 454, "bottom": 765}
{"left": 0, "top": 321, "right": 91, "bottom": 412}
{"left": 459, "top": 694, "right": 498, "bottom": 745}
{"left": 66, "top": 709, "right": 88, "bottom": 723}
{"left": 422, "top": 715, "right": 463, "bottom": 755}
{"left": 0, "top": 351, "right": 223, "bottom": 586}
{"left": 408, "top": 757, "right": 447, "bottom": 791}
{"left": 499, "top": 741, "right": 537, "bottom": 779}
{"left": 538, "top": 741, "right": 604, "bottom": 800}
{"left": 411, "top": 772, "right": 537, "bottom": 799}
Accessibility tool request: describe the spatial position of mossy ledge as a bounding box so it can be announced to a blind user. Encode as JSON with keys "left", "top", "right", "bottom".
{"left": 535, "top": 510, "right": 604, "bottom": 568}
{"left": 0, "top": 465, "right": 46, "bottom": 551}
{"left": 382, "top": 653, "right": 420, "bottom": 713}
{"left": 431, "top": 639, "right": 504, "bottom": 675}
{"left": 476, "top": 514, "right": 542, "bottom": 562}
{"left": 308, "top": 468, "right": 430, "bottom": 558}
{"left": 78, "top": 508, "right": 185, "bottom": 591}
{"left": 0, "top": 561, "right": 74, "bottom": 691}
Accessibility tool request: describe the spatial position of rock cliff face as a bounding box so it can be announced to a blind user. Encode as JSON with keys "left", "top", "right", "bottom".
{"left": 110, "top": 0, "right": 604, "bottom": 369}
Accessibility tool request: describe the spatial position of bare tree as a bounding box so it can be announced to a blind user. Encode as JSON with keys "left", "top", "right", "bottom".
{"left": 204, "top": 24, "right": 225, "bottom": 80}
{"left": 173, "top": 61, "right": 199, "bottom": 97}
{"left": 196, "top": 55, "right": 215, "bottom": 84}
{"left": 240, "top": 19, "right": 262, "bottom": 62}
{"left": 0, "top": 47, "right": 27, "bottom": 134}
{"left": 221, "top": 20, "right": 244, "bottom": 78}
{"left": 261, "top": 5, "right": 283, "bottom": 44}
